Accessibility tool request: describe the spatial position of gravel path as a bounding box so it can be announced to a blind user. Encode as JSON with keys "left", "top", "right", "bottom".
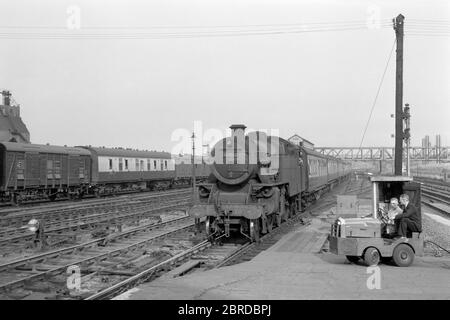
{"left": 422, "top": 212, "right": 450, "bottom": 257}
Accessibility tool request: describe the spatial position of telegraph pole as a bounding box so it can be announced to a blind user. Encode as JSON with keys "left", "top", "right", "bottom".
{"left": 191, "top": 132, "right": 196, "bottom": 198}
{"left": 191, "top": 131, "right": 200, "bottom": 234}
{"left": 393, "top": 14, "right": 405, "bottom": 175}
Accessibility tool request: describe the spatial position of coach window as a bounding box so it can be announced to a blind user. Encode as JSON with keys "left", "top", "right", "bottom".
{"left": 160, "top": 161, "right": 164, "bottom": 171}
{"left": 140, "top": 160, "right": 144, "bottom": 171}
{"left": 147, "top": 159, "right": 151, "bottom": 171}
{"left": 109, "top": 159, "right": 113, "bottom": 170}
{"left": 119, "top": 158, "right": 123, "bottom": 171}
{"left": 125, "top": 159, "right": 128, "bottom": 170}
{"left": 153, "top": 160, "right": 157, "bottom": 170}
{"left": 135, "top": 159, "right": 139, "bottom": 171}
{"left": 164, "top": 160, "right": 167, "bottom": 170}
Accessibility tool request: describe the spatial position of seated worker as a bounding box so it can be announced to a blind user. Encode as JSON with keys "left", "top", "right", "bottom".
{"left": 388, "top": 198, "right": 403, "bottom": 221}
{"left": 383, "top": 198, "right": 403, "bottom": 235}
{"left": 394, "top": 194, "right": 422, "bottom": 239}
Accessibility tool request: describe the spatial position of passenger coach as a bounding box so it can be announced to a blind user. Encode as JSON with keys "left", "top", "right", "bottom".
{"left": 80, "top": 146, "right": 175, "bottom": 194}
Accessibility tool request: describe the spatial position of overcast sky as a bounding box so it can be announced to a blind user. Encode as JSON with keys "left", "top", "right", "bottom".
{"left": 0, "top": 0, "right": 449, "bottom": 154}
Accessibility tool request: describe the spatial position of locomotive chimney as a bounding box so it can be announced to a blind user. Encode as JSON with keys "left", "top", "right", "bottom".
{"left": 2, "top": 90, "right": 11, "bottom": 106}
{"left": 229, "top": 125, "right": 246, "bottom": 164}
{"left": 230, "top": 124, "right": 246, "bottom": 139}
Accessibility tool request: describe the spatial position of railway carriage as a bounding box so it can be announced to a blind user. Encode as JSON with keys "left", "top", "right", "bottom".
{"left": 0, "top": 142, "right": 91, "bottom": 202}
{"left": 80, "top": 146, "right": 175, "bottom": 194}
{"left": 304, "top": 148, "right": 329, "bottom": 191}
{"left": 0, "top": 142, "right": 212, "bottom": 204}
{"left": 174, "top": 162, "right": 211, "bottom": 187}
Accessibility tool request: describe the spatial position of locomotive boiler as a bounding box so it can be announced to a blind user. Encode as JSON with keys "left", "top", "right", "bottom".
{"left": 189, "top": 124, "right": 351, "bottom": 242}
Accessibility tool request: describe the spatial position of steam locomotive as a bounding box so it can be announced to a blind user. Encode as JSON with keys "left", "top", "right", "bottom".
{"left": 189, "top": 124, "right": 351, "bottom": 241}
{"left": 0, "top": 142, "right": 209, "bottom": 204}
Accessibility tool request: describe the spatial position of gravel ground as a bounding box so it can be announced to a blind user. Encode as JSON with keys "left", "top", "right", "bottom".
{"left": 422, "top": 213, "right": 450, "bottom": 257}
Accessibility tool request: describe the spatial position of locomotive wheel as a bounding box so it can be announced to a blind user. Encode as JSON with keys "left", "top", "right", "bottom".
{"left": 363, "top": 247, "right": 380, "bottom": 266}
{"left": 250, "top": 219, "right": 260, "bottom": 242}
{"left": 392, "top": 244, "right": 414, "bottom": 267}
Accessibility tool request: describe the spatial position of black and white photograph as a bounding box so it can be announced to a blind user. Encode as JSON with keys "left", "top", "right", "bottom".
{"left": 0, "top": 0, "right": 449, "bottom": 306}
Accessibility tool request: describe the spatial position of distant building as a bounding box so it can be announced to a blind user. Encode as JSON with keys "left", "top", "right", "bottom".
{"left": 0, "top": 91, "right": 30, "bottom": 143}
{"left": 288, "top": 134, "right": 314, "bottom": 149}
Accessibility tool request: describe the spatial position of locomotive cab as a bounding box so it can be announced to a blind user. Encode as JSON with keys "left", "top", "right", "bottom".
{"left": 329, "top": 175, "right": 424, "bottom": 267}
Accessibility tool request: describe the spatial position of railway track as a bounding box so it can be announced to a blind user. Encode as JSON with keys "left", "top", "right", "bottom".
{"left": 0, "top": 188, "right": 191, "bottom": 218}
{"left": 85, "top": 179, "right": 356, "bottom": 300}
{"left": 0, "top": 191, "right": 191, "bottom": 229}
{"left": 85, "top": 217, "right": 312, "bottom": 300}
{"left": 0, "top": 198, "right": 191, "bottom": 248}
{"left": 419, "top": 180, "right": 450, "bottom": 217}
{"left": 0, "top": 215, "right": 198, "bottom": 298}
{"left": 0, "top": 177, "right": 354, "bottom": 300}
{"left": 0, "top": 185, "right": 193, "bottom": 209}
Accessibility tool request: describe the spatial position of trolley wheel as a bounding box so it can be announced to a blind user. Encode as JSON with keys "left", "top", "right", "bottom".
{"left": 346, "top": 255, "right": 360, "bottom": 263}
{"left": 392, "top": 244, "right": 414, "bottom": 267}
{"left": 250, "top": 219, "right": 260, "bottom": 242}
{"left": 363, "top": 247, "right": 380, "bottom": 266}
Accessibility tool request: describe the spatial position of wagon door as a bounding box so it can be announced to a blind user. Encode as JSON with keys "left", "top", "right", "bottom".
{"left": 46, "top": 154, "right": 56, "bottom": 188}
{"left": 53, "top": 156, "right": 62, "bottom": 188}
{"left": 61, "top": 154, "right": 69, "bottom": 186}
{"left": 14, "top": 152, "right": 25, "bottom": 189}
{"left": 25, "top": 152, "right": 40, "bottom": 187}
{"left": 68, "top": 155, "right": 80, "bottom": 184}
{"left": 79, "top": 156, "right": 89, "bottom": 183}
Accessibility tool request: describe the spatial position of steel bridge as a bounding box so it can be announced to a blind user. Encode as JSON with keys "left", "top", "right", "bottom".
{"left": 314, "top": 147, "right": 450, "bottom": 162}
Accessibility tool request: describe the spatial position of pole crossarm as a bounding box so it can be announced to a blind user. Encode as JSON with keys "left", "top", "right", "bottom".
{"left": 314, "top": 147, "right": 450, "bottom": 161}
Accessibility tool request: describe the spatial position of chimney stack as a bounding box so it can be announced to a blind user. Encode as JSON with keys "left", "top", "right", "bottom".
{"left": 2, "top": 90, "right": 11, "bottom": 106}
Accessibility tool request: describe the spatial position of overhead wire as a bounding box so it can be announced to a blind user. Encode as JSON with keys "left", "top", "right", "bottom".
{"left": 358, "top": 39, "right": 396, "bottom": 149}
{"left": 0, "top": 20, "right": 393, "bottom": 40}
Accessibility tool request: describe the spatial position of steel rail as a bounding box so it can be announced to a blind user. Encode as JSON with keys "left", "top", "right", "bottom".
{"left": 0, "top": 216, "right": 195, "bottom": 292}
{"left": 0, "top": 200, "right": 191, "bottom": 246}
{"left": 0, "top": 185, "right": 193, "bottom": 209}
{"left": 0, "top": 189, "right": 191, "bottom": 225}
{"left": 0, "top": 197, "right": 190, "bottom": 238}
{"left": 85, "top": 239, "right": 211, "bottom": 300}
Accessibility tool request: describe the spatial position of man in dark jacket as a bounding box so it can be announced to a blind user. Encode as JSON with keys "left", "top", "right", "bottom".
{"left": 394, "top": 194, "right": 422, "bottom": 239}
